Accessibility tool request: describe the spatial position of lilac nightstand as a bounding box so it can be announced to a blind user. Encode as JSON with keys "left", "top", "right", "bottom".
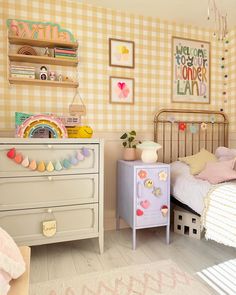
{"left": 116, "top": 160, "right": 170, "bottom": 250}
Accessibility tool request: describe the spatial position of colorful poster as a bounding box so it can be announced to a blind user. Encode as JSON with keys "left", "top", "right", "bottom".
{"left": 172, "top": 37, "right": 210, "bottom": 104}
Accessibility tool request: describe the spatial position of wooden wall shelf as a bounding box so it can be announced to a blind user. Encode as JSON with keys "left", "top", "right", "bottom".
{"left": 9, "top": 77, "right": 79, "bottom": 88}
{"left": 9, "top": 54, "right": 78, "bottom": 67}
{"left": 8, "top": 35, "right": 79, "bottom": 87}
{"left": 8, "top": 36, "right": 78, "bottom": 49}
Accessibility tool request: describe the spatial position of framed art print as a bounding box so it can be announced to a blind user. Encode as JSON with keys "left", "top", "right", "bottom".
{"left": 109, "top": 76, "right": 134, "bottom": 104}
{"left": 172, "top": 36, "right": 211, "bottom": 104}
{"left": 109, "top": 38, "right": 135, "bottom": 68}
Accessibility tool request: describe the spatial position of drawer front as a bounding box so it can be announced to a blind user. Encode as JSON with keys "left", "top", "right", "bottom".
{"left": 0, "top": 204, "right": 98, "bottom": 245}
{"left": 0, "top": 144, "right": 99, "bottom": 177}
{"left": 135, "top": 167, "right": 170, "bottom": 227}
{"left": 0, "top": 174, "right": 98, "bottom": 210}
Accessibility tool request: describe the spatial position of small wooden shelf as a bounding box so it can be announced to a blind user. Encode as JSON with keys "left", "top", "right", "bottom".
{"left": 9, "top": 77, "right": 79, "bottom": 88}
{"left": 8, "top": 36, "right": 78, "bottom": 49}
{"left": 9, "top": 54, "right": 78, "bottom": 66}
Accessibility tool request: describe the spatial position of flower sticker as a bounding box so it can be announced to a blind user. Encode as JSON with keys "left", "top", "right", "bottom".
{"left": 201, "top": 122, "right": 208, "bottom": 131}
{"left": 179, "top": 122, "right": 186, "bottom": 131}
{"left": 159, "top": 171, "right": 167, "bottom": 181}
{"left": 138, "top": 169, "right": 147, "bottom": 179}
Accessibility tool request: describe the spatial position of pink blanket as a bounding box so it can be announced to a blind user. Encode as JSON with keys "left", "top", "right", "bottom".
{"left": 0, "top": 227, "right": 25, "bottom": 294}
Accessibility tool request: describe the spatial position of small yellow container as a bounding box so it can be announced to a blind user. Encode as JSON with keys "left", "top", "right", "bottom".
{"left": 66, "top": 126, "right": 93, "bottom": 138}
{"left": 66, "top": 127, "right": 81, "bottom": 138}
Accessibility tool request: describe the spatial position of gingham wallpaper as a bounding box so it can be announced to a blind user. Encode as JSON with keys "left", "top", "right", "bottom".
{"left": 0, "top": 0, "right": 231, "bottom": 132}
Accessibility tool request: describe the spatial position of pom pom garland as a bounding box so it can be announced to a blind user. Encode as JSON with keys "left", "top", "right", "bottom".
{"left": 6, "top": 147, "right": 91, "bottom": 172}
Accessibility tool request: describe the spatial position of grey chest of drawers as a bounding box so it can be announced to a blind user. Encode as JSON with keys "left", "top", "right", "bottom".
{"left": 0, "top": 138, "right": 104, "bottom": 253}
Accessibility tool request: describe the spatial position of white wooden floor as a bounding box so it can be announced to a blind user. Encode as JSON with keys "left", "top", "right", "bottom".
{"left": 30, "top": 228, "right": 236, "bottom": 284}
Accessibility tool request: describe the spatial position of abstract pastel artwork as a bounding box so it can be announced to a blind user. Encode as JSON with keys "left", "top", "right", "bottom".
{"left": 109, "top": 76, "right": 134, "bottom": 104}
{"left": 109, "top": 38, "right": 135, "bottom": 68}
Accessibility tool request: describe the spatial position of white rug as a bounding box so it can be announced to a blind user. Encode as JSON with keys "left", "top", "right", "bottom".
{"left": 197, "top": 259, "right": 236, "bottom": 295}
{"left": 30, "top": 259, "right": 212, "bottom": 295}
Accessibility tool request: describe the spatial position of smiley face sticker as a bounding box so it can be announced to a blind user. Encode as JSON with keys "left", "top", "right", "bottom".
{"left": 144, "top": 178, "right": 153, "bottom": 189}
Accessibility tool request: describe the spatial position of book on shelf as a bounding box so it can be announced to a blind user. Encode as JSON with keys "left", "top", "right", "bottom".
{"left": 11, "top": 69, "right": 35, "bottom": 74}
{"left": 55, "top": 53, "right": 77, "bottom": 57}
{"left": 55, "top": 49, "right": 77, "bottom": 54}
{"left": 54, "top": 55, "right": 77, "bottom": 60}
{"left": 10, "top": 65, "right": 35, "bottom": 70}
{"left": 55, "top": 47, "right": 77, "bottom": 51}
{"left": 11, "top": 74, "right": 35, "bottom": 79}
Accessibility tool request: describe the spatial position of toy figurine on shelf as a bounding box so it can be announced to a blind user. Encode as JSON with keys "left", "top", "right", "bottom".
{"left": 63, "top": 76, "right": 74, "bottom": 82}
{"left": 58, "top": 74, "right": 63, "bottom": 81}
{"left": 44, "top": 47, "right": 50, "bottom": 56}
{"left": 49, "top": 71, "right": 56, "bottom": 81}
{"left": 39, "top": 66, "right": 48, "bottom": 80}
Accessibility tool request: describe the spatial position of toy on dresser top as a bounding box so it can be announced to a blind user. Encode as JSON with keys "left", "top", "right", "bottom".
{"left": 15, "top": 112, "right": 93, "bottom": 139}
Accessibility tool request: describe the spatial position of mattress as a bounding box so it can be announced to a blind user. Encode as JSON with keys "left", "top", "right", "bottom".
{"left": 170, "top": 161, "right": 212, "bottom": 215}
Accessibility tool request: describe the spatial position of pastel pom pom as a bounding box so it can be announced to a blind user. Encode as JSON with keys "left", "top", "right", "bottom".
{"left": 63, "top": 159, "right": 71, "bottom": 169}
{"left": 70, "top": 157, "right": 78, "bottom": 165}
{"left": 82, "top": 147, "right": 90, "bottom": 157}
{"left": 21, "top": 156, "right": 29, "bottom": 168}
{"left": 7, "top": 148, "right": 15, "bottom": 159}
{"left": 14, "top": 153, "right": 23, "bottom": 164}
{"left": 29, "top": 160, "right": 37, "bottom": 170}
{"left": 37, "top": 161, "right": 46, "bottom": 172}
{"left": 77, "top": 151, "right": 84, "bottom": 161}
{"left": 55, "top": 160, "right": 63, "bottom": 171}
{"left": 46, "top": 161, "right": 54, "bottom": 172}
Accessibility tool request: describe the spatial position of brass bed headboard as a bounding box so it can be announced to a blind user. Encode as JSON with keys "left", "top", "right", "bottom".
{"left": 154, "top": 109, "right": 229, "bottom": 163}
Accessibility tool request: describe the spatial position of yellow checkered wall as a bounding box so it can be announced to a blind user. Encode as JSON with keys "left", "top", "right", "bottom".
{"left": 0, "top": 0, "right": 229, "bottom": 132}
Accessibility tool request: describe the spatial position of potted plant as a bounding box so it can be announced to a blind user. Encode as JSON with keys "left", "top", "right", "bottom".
{"left": 120, "top": 130, "right": 140, "bottom": 161}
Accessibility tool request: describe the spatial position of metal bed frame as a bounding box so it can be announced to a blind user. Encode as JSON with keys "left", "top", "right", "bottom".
{"left": 154, "top": 109, "right": 229, "bottom": 164}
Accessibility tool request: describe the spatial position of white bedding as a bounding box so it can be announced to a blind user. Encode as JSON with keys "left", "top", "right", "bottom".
{"left": 170, "top": 161, "right": 211, "bottom": 215}
{"left": 202, "top": 183, "right": 236, "bottom": 248}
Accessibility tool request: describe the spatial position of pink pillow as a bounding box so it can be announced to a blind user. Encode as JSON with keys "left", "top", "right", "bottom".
{"left": 196, "top": 159, "right": 236, "bottom": 184}
{"left": 215, "top": 146, "right": 236, "bottom": 161}
{"left": 0, "top": 227, "right": 25, "bottom": 294}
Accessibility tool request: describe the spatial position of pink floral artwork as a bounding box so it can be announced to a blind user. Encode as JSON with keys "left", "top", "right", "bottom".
{"left": 110, "top": 76, "right": 134, "bottom": 104}
{"left": 115, "top": 82, "right": 130, "bottom": 99}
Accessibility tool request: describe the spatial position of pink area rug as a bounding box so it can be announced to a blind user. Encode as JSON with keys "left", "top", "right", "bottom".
{"left": 30, "top": 259, "right": 213, "bottom": 295}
